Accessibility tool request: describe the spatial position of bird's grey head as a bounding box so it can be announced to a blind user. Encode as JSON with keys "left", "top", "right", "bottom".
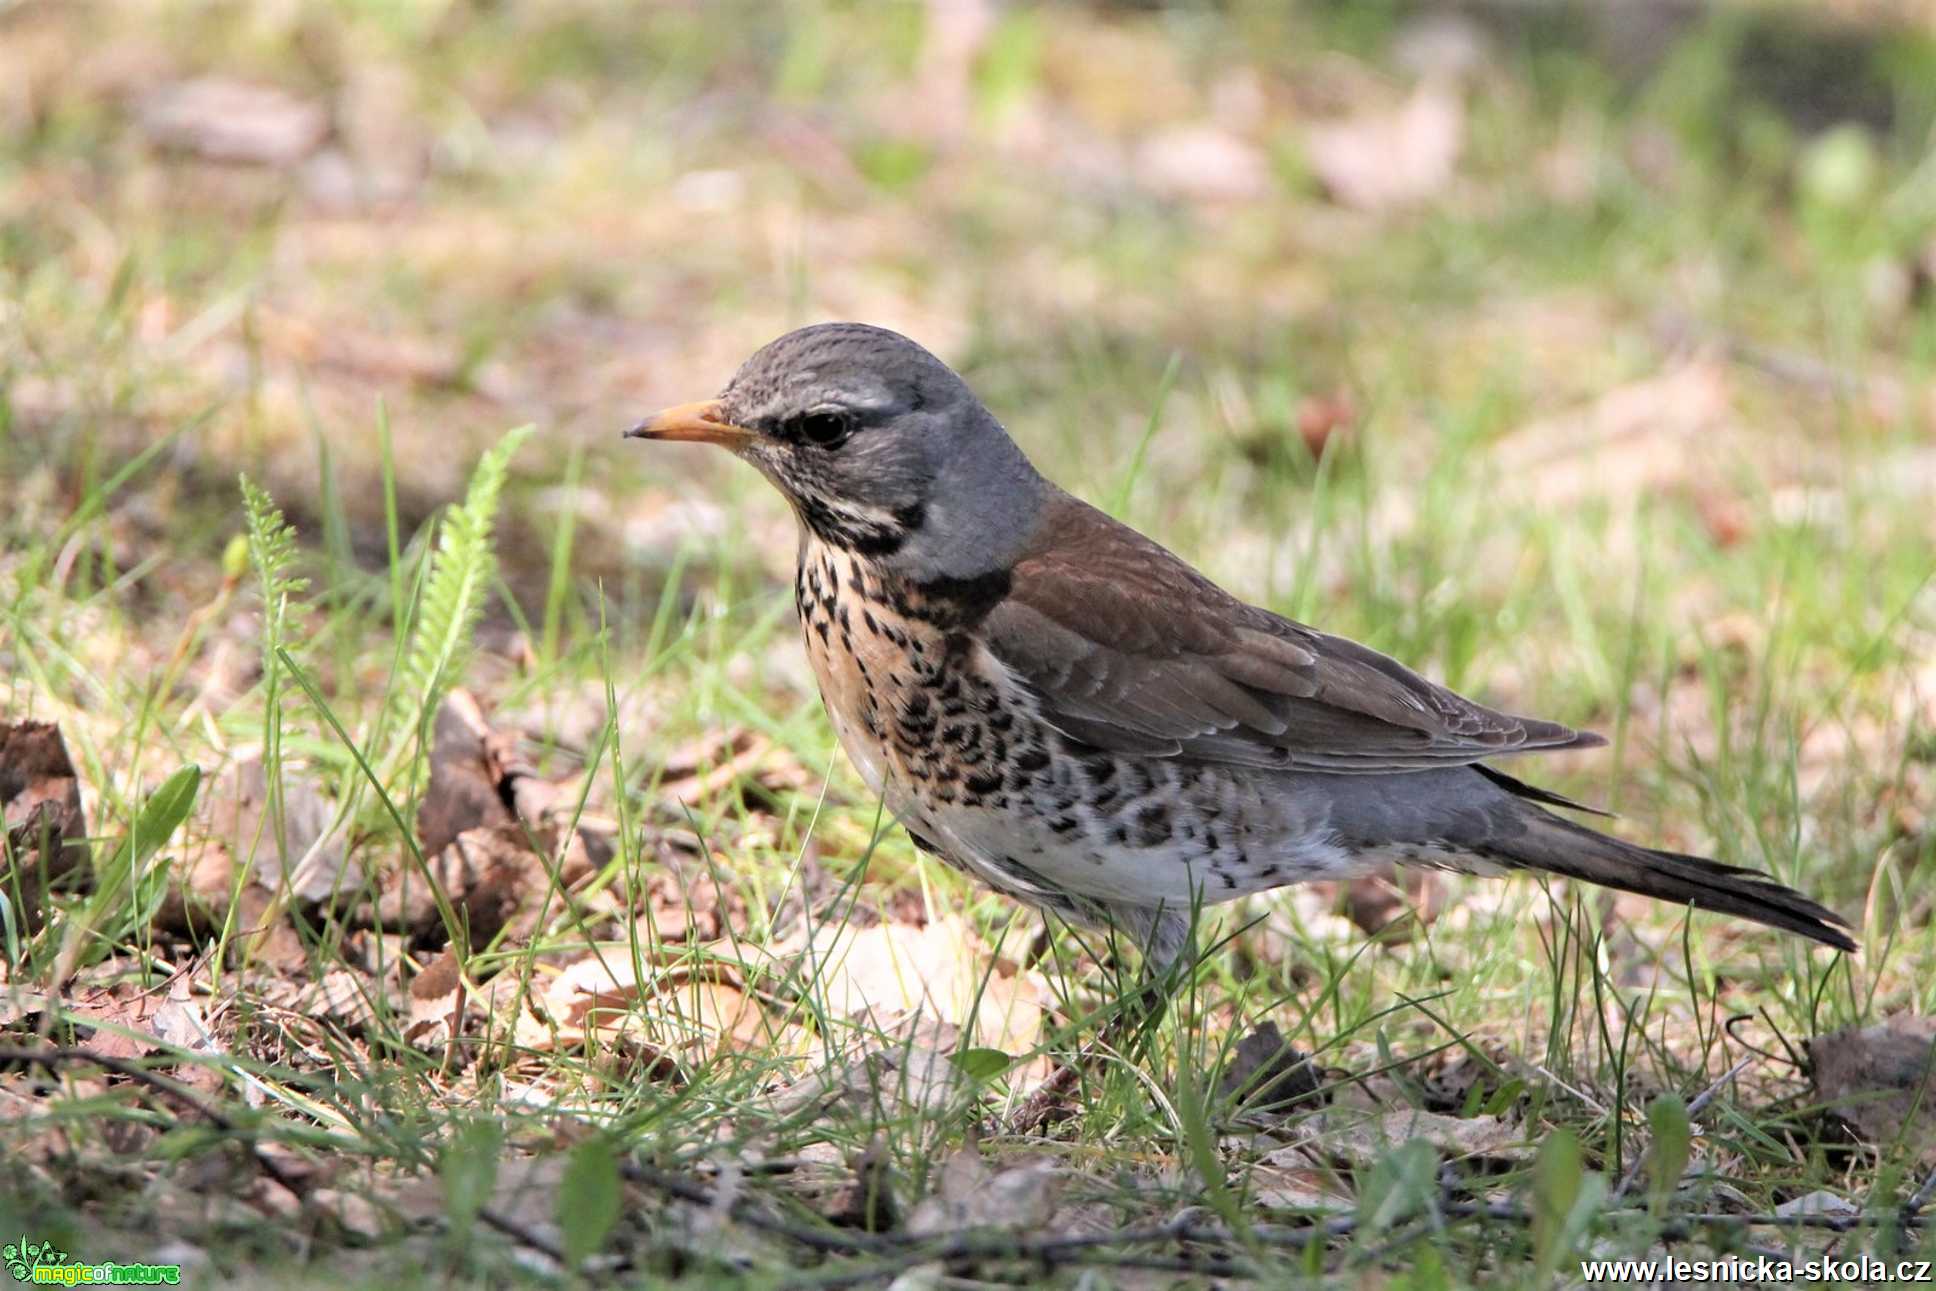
{"left": 627, "top": 323, "right": 1047, "bottom": 581}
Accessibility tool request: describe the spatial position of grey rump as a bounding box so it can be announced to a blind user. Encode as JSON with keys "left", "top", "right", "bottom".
{"left": 626, "top": 322, "right": 1855, "bottom": 968}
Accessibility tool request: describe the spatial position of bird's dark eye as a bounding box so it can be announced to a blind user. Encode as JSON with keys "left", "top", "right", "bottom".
{"left": 793, "top": 409, "right": 854, "bottom": 447}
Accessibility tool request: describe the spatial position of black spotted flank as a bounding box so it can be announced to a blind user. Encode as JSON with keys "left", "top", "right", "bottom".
{"left": 1133, "top": 803, "right": 1170, "bottom": 847}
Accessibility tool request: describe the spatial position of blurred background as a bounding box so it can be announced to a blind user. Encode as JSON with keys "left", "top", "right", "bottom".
{"left": 5, "top": 0, "right": 1935, "bottom": 914}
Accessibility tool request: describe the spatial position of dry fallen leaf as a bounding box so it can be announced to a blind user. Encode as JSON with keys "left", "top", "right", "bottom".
{"left": 764, "top": 1042, "right": 971, "bottom": 1122}
{"left": 1490, "top": 362, "right": 1733, "bottom": 510}
{"left": 637, "top": 858, "right": 746, "bottom": 945}
{"left": 64, "top": 984, "right": 169, "bottom": 1063}
{"left": 205, "top": 755, "right": 348, "bottom": 905}
{"left": 1289, "top": 1107, "right": 1530, "bottom": 1168}
{"left": 1306, "top": 83, "right": 1464, "bottom": 212}
{"left": 404, "top": 947, "right": 469, "bottom": 1057}
{"left": 153, "top": 838, "right": 237, "bottom": 937}
{"left": 655, "top": 727, "right": 814, "bottom": 808}
{"left": 1133, "top": 124, "right": 1270, "bottom": 203}
{"left": 1218, "top": 1020, "right": 1325, "bottom": 1119}
{"left": 1415, "top": 1040, "right": 1514, "bottom": 1115}
{"left": 379, "top": 825, "right": 548, "bottom": 946}
{"left": 289, "top": 967, "right": 381, "bottom": 1033}
{"left": 418, "top": 691, "right": 519, "bottom": 859}
{"left": 507, "top": 771, "right": 614, "bottom": 890}
{"left": 905, "top": 1142, "right": 1062, "bottom": 1233}
{"left": 1247, "top": 1158, "right": 1353, "bottom": 1214}
{"left": 419, "top": 690, "right": 614, "bottom": 893}
{"left": 230, "top": 885, "right": 313, "bottom": 974}
{"left": 520, "top": 952, "right": 806, "bottom": 1079}
{"left": 310, "top": 1188, "right": 390, "bottom": 1242}
{"left": 815, "top": 1141, "right": 902, "bottom": 1233}
{"left": 136, "top": 78, "right": 328, "bottom": 166}
{"left": 642, "top": 978, "right": 789, "bottom": 1060}
{"left": 1296, "top": 390, "right": 1358, "bottom": 459}
{"left": 1776, "top": 1190, "right": 1858, "bottom": 1220}
{"left": 1, "top": 720, "right": 90, "bottom": 926}
{"left": 804, "top": 914, "right": 1047, "bottom": 1058}
{"left": 149, "top": 983, "right": 228, "bottom": 1094}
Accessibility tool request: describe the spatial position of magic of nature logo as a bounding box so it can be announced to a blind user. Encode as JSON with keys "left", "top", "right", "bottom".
{"left": 4, "top": 1237, "right": 182, "bottom": 1285}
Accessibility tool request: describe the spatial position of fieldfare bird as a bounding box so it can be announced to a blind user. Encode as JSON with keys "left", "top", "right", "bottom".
{"left": 625, "top": 323, "right": 1854, "bottom": 992}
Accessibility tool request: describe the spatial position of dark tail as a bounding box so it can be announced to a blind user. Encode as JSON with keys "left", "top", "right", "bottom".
{"left": 1496, "top": 811, "right": 1856, "bottom": 952}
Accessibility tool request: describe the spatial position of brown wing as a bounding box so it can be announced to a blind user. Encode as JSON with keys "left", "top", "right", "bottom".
{"left": 980, "top": 493, "right": 1604, "bottom": 773}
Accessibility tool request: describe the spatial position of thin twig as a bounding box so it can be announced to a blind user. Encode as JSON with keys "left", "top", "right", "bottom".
{"left": 475, "top": 1205, "right": 574, "bottom": 1270}
{"left": 1443, "top": 1199, "right": 1933, "bottom": 1236}
{"left": 1359, "top": 1195, "right": 1905, "bottom": 1272}
{"left": 0, "top": 1044, "right": 309, "bottom": 1199}
{"left": 628, "top": 1146, "right": 1936, "bottom": 1281}
{"left": 792, "top": 1215, "right": 1358, "bottom": 1289}
{"left": 624, "top": 1159, "right": 892, "bottom": 1254}
{"left": 1533, "top": 1064, "right": 1609, "bottom": 1115}
{"left": 1653, "top": 310, "right": 1906, "bottom": 410}
{"left": 625, "top": 1158, "right": 1362, "bottom": 1281}
{"left": 799, "top": 1244, "right": 1256, "bottom": 1289}
{"left": 1901, "top": 1164, "right": 1936, "bottom": 1226}
{"left": 0, "top": 1046, "right": 574, "bottom": 1273}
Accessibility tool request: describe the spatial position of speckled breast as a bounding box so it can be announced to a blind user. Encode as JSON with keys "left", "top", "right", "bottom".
{"left": 794, "top": 539, "right": 1052, "bottom": 887}
{"left": 791, "top": 538, "right": 1363, "bottom": 914}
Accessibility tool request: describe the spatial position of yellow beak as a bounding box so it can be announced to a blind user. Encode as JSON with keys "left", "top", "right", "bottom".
{"left": 623, "top": 399, "right": 755, "bottom": 448}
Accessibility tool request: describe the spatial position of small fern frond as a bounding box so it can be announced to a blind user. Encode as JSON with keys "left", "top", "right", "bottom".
{"left": 239, "top": 474, "right": 309, "bottom": 667}
{"left": 392, "top": 425, "right": 533, "bottom": 763}
{"left": 239, "top": 473, "right": 312, "bottom": 870}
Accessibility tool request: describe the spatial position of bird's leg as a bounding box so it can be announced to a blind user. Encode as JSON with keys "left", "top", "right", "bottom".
{"left": 1005, "top": 977, "right": 1169, "bottom": 1134}
{"left": 1003, "top": 910, "right": 1193, "bottom": 1134}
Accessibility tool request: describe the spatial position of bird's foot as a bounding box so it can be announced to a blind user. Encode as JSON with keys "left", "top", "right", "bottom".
{"left": 1002, "top": 975, "right": 1175, "bottom": 1134}
{"left": 1002, "top": 1047, "right": 1091, "bottom": 1135}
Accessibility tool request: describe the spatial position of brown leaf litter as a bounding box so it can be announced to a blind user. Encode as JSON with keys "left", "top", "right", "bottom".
{"left": 761, "top": 1040, "right": 977, "bottom": 1125}
{"left": 417, "top": 690, "right": 524, "bottom": 859}
{"left": 207, "top": 756, "right": 349, "bottom": 904}
{"left": 380, "top": 823, "right": 549, "bottom": 946}
{"left": 636, "top": 856, "right": 748, "bottom": 945}
{"left": 136, "top": 78, "right": 328, "bottom": 167}
{"left": 1, "top": 721, "right": 90, "bottom": 928}
{"left": 511, "top": 952, "right": 809, "bottom": 1084}
{"left": 1246, "top": 1153, "right": 1355, "bottom": 1215}
{"left": 402, "top": 947, "right": 473, "bottom": 1060}
{"left": 377, "top": 689, "right": 611, "bottom": 944}
{"left": 653, "top": 727, "right": 816, "bottom": 810}
{"left": 1809, "top": 1014, "right": 1936, "bottom": 1164}
{"left": 813, "top": 1141, "right": 903, "bottom": 1233}
{"left": 905, "top": 1142, "right": 1064, "bottom": 1234}
{"left": 68, "top": 683, "right": 994, "bottom": 1102}
{"left": 145, "top": 749, "right": 352, "bottom": 954}
{"left": 59, "top": 982, "right": 177, "bottom": 1064}
{"left": 1306, "top": 82, "right": 1465, "bottom": 213}
{"left": 799, "top": 914, "right": 1051, "bottom": 1064}
{"left": 1281, "top": 1105, "right": 1532, "bottom": 1171}
{"left": 34, "top": 973, "right": 230, "bottom": 1096}
{"left": 779, "top": 1137, "right": 1069, "bottom": 1242}
{"left": 1217, "top": 1020, "right": 1326, "bottom": 1120}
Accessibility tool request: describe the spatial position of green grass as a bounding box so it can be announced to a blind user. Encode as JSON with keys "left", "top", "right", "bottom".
{"left": 3, "top": 0, "right": 1935, "bottom": 1285}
